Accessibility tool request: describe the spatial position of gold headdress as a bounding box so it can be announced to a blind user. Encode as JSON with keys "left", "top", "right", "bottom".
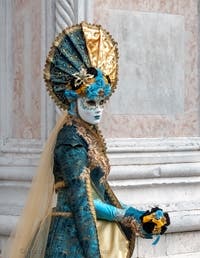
{"left": 44, "top": 22, "right": 119, "bottom": 110}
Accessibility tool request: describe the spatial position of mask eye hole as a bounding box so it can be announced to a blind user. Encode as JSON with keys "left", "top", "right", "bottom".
{"left": 99, "top": 100, "right": 105, "bottom": 106}
{"left": 86, "top": 100, "right": 96, "bottom": 106}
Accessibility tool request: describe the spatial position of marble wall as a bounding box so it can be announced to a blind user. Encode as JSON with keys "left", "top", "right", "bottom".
{"left": 93, "top": 0, "right": 200, "bottom": 138}
{"left": 0, "top": 0, "right": 55, "bottom": 151}
{"left": 11, "top": 0, "right": 42, "bottom": 139}
{"left": 3, "top": 0, "right": 199, "bottom": 139}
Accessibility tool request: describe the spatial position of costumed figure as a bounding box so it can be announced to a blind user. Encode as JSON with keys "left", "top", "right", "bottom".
{"left": 4, "top": 22, "right": 170, "bottom": 258}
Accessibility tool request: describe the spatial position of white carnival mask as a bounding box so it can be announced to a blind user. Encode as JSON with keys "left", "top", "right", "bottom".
{"left": 77, "top": 97, "right": 105, "bottom": 125}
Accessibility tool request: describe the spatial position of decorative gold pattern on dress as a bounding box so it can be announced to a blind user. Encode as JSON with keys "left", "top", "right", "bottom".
{"left": 126, "top": 229, "right": 136, "bottom": 258}
{"left": 85, "top": 177, "right": 97, "bottom": 222}
{"left": 52, "top": 211, "right": 73, "bottom": 217}
{"left": 66, "top": 115, "right": 110, "bottom": 179}
{"left": 79, "top": 167, "right": 90, "bottom": 180}
{"left": 104, "top": 181, "right": 122, "bottom": 208}
{"left": 54, "top": 180, "right": 66, "bottom": 192}
{"left": 121, "top": 216, "right": 145, "bottom": 258}
{"left": 122, "top": 217, "right": 143, "bottom": 237}
{"left": 84, "top": 177, "right": 102, "bottom": 254}
{"left": 65, "top": 115, "right": 73, "bottom": 126}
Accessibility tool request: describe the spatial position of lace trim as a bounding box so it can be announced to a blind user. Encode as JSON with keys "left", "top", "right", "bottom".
{"left": 66, "top": 115, "right": 110, "bottom": 179}
{"left": 121, "top": 217, "right": 144, "bottom": 238}
{"left": 52, "top": 211, "right": 73, "bottom": 217}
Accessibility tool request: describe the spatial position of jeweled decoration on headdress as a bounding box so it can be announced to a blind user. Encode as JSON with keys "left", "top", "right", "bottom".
{"left": 44, "top": 22, "right": 119, "bottom": 110}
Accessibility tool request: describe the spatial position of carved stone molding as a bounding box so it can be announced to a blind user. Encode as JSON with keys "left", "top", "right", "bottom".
{"left": 107, "top": 137, "right": 200, "bottom": 165}
{"left": 55, "top": 0, "right": 76, "bottom": 34}
{"left": 55, "top": 0, "right": 93, "bottom": 36}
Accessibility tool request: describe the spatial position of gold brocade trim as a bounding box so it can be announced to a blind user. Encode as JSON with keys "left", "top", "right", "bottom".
{"left": 84, "top": 177, "right": 103, "bottom": 257}
{"left": 104, "top": 181, "right": 122, "bottom": 208}
{"left": 54, "top": 180, "right": 66, "bottom": 192}
{"left": 66, "top": 115, "right": 110, "bottom": 179}
{"left": 122, "top": 217, "right": 143, "bottom": 237}
{"left": 122, "top": 217, "right": 146, "bottom": 258}
{"left": 79, "top": 167, "right": 90, "bottom": 180}
{"left": 52, "top": 211, "right": 73, "bottom": 217}
{"left": 85, "top": 177, "right": 97, "bottom": 222}
{"left": 127, "top": 230, "right": 136, "bottom": 258}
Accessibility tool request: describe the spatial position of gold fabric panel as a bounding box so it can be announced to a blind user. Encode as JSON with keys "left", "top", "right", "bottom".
{"left": 96, "top": 220, "right": 129, "bottom": 258}
{"left": 81, "top": 22, "right": 118, "bottom": 92}
{"left": 81, "top": 23, "right": 100, "bottom": 68}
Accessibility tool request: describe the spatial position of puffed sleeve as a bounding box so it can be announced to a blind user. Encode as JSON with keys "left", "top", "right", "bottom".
{"left": 54, "top": 125, "right": 101, "bottom": 258}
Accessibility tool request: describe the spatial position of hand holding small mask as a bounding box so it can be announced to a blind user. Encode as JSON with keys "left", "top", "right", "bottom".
{"left": 124, "top": 206, "right": 170, "bottom": 245}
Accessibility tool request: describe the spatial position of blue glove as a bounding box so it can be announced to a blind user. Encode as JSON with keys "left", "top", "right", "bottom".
{"left": 94, "top": 200, "right": 170, "bottom": 245}
{"left": 125, "top": 207, "right": 146, "bottom": 223}
{"left": 93, "top": 199, "right": 125, "bottom": 221}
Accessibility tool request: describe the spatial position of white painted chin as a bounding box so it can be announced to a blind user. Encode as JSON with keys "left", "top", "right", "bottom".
{"left": 92, "top": 116, "right": 102, "bottom": 124}
{"left": 79, "top": 113, "right": 102, "bottom": 125}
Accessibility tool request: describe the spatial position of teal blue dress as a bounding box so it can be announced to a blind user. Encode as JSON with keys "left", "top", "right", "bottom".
{"left": 44, "top": 117, "right": 136, "bottom": 258}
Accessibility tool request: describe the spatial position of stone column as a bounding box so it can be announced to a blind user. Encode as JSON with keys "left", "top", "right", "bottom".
{"left": 0, "top": 0, "right": 56, "bottom": 254}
